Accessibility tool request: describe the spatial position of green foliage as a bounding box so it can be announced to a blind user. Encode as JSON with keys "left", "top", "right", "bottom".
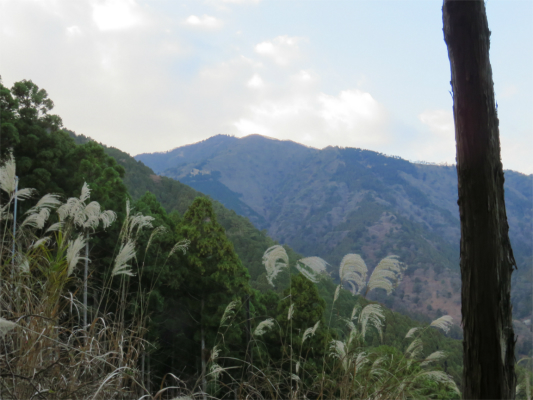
{"left": 276, "top": 275, "right": 329, "bottom": 359}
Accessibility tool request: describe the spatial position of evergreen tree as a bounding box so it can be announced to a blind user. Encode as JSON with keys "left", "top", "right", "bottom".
{"left": 177, "top": 197, "right": 251, "bottom": 392}
{"left": 274, "top": 274, "right": 330, "bottom": 380}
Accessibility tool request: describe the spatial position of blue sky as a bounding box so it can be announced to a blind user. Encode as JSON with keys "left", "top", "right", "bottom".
{"left": 1, "top": 0, "right": 531, "bottom": 173}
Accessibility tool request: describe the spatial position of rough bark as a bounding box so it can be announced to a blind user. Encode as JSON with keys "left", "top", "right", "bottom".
{"left": 442, "top": 1, "right": 516, "bottom": 399}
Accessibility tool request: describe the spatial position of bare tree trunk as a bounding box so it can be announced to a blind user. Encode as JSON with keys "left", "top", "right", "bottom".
{"left": 442, "top": 1, "right": 516, "bottom": 399}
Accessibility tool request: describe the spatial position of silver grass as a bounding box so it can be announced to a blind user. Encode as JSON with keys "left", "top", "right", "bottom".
{"left": 334, "top": 284, "right": 341, "bottom": 302}
{"left": 211, "top": 345, "right": 221, "bottom": 362}
{"left": 112, "top": 240, "right": 136, "bottom": 277}
{"left": 66, "top": 235, "right": 88, "bottom": 276}
{"left": 13, "top": 187, "right": 35, "bottom": 201}
{"left": 16, "top": 254, "right": 30, "bottom": 273}
{"left": 346, "top": 280, "right": 356, "bottom": 295}
{"left": 370, "top": 356, "right": 386, "bottom": 378}
{"left": 118, "top": 199, "right": 132, "bottom": 241}
{"left": 355, "top": 351, "right": 369, "bottom": 371}
{"left": 329, "top": 340, "right": 348, "bottom": 371}
{"left": 79, "top": 181, "right": 91, "bottom": 203}
{"left": 46, "top": 221, "right": 64, "bottom": 233}
{"left": 366, "top": 256, "right": 405, "bottom": 295}
{"left": 291, "top": 373, "right": 300, "bottom": 382}
{"left": 346, "top": 328, "right": 359, "bottom": 347}
{"left": 220, "top": 300, "right": 240, "bottom": 327}
{"left": 406, "top": 338, "right": 423, "bottom": 359}
{"left": 351, "top": 304, "right": 362, "bottom": 321}
{"left": 0, "top": 205, "right": 12, "bottom": 222}
{"left": 405, "top": 327, "right": 420, "bottom": 339}
{"left": 288, "top": 303, "right": 295, "bottom": 321}
{"left": 145, "top": 225, "right": 167, "bottom": 253}
{"left": 57, "top": 183, "right": 116, "bottom": 231}
{"left": 170, "top": 397, "right": 193, "bottom": 400}
{"left": 414, "top": 371, "right": 460, "bottom": 395}
{"left": 168, "top": 239, "right": 190, "bottom": 258}
{"left": 262, "top": 245, "right": 289, "bottom": 286}
{"left": 26, "top": 193, "right": 61, "bottom": 214}
{"left": 339, "top": 254, "right": 368, "bottom": 295}
{"left": 296, "top": 256, "right": 328, "bottom": 283}
{"left": 311, "top": 320, "right": 320, "bottom": 335}
{"left": 429, "top": 315, "right": 453, "bottom": 334}
{"left": 21, "top": 207, "right": 51, "bottom": 230}
{"left": 366, "top": 270, "right": 398, "bottom": 295}
{"left": 99, "top": 209, "right": 116, "bottom": 229}
{"left": 57, "top": 197, "right": 80, "bottom": 221}
{"left": 0, "top": 317, "right": 17, "bottom": 338}
{"left": 0, "top": 153, "right": 17, "bottom": 194}
{"left": 360, "top": 304, "right": 384, "bottom": 341}
{"left": 209, "top": 363, "right": 225, "bottom": 380}
{"left": 128, "top": 213, "right": 155, "bottom": 238}
{"left": 30, "top": 237, "right": 51, "bottom": 250}
{"left": 82, "top": 202, "right": 117, "bottom": 230}
{"left": 82, "top": 201, "right": 103, "bottom": 229}
{"left": 342, "top": 318, "right": 356, "bottom": 332}
{"left": 302, "top": 321, "right": 320, "bottom": 344}
{"left": 420, "top": 350, "right": 446, "bottom": 367}
{"left": 296, "top": 361, "right": 300, "bottom": 373}
{"left": 253, "top": 318, "right": 275, "bottom": 336}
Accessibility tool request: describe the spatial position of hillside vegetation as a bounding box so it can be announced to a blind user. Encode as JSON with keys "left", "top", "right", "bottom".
{"left": 2, "top": 78, "right": 532, "bottom": 398}
{"left": 137, "top": 134, "right": 532, "bottom": 338}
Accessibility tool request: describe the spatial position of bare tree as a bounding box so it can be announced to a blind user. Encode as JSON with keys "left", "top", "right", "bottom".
{"left": 443, "top": 1, "right": 516, "bottom": 398}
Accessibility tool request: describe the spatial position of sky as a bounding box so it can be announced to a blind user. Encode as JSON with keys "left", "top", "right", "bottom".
{"left": 1, "top": 0, "right": 532, "bottom": 174}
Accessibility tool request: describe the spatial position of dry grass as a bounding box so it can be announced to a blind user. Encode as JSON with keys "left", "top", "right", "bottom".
{"left": 0, "top": 155, "right": 151, "bottom": 399}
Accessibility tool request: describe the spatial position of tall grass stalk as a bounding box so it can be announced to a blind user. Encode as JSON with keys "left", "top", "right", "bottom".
{"left": 0, "top": 157, "right": 155, "bottom": 398}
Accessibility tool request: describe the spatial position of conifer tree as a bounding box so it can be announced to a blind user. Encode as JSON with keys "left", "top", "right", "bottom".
{"left": 178, "top": 197, "right": 250, "bottom": 395}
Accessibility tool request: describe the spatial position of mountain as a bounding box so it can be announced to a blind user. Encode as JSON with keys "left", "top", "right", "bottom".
{"left": 136, "top": 134, "right": 532, "bottom": 349}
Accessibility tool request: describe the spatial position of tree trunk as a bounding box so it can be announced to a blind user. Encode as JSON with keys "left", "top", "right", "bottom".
{"left": 442, "top": 1, "right": 516, "bottom": 399}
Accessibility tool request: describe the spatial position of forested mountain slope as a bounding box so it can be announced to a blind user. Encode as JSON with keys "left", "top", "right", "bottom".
{"left": 70, "top": 132, "right": 287, "bottom": 286}
{"left": 3, "top": 78, "right": 512, "bottom": 396}
{"left": 68, "top": 132, "right": 467, "bottom": 382}
{"left": 137, "top": 134, "right": 532, "bottom": 338}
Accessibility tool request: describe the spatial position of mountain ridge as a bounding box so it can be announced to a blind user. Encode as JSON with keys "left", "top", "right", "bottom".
{"left": 135, "top": 134, "right": 532, "bottom": 343}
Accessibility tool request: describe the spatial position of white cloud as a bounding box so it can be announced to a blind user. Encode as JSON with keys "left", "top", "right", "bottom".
{"left": 234, "top": 118, "right": 269, "bottom": 135}
{"left": 247, "top": 73, "right": 264, "bottom": 88}
{"left": 92, "top": 0, "right": 143, "bottom": 31}
{"left": 318, "top": 90, "right": 383, "bottom": 130}
{"left": 184, "top": 15, "right": 222, "bottom": 29}
{"left": 232, "top": 87, "right": 389, "bottom": 148}
{"left": 66, "top": 25, "right": 82, "bottom": 36}
{"left": 294, "top": 70, "right": 313, "bottom": 83}
{"left": 414, "top": 109, "right": 456, "bottom": 163}
{"left": 254, "top": 35, "right": 305, "bottom": 66}
{"left": 419, "top": 109, "right": 454, "bottom": 137}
